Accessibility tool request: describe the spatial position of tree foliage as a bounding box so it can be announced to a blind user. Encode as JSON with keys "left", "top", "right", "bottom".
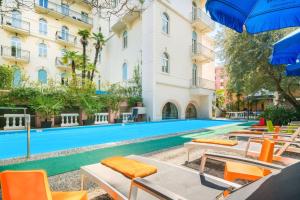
{"left": 0, "top": 65, "right": 13, "bottom": 89}
{"left": 217, "top": 28, "right": 300, "bottom": 110}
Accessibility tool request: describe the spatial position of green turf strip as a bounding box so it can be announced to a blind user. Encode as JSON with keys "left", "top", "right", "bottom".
{"left": 0, "top": 123, "right": 251, "bottom": 176}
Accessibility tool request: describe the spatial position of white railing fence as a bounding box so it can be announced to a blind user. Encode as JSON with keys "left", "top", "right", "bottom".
{"left": 122, "top": 112, "right": 133, "bottom": 123}
{"left": 61, "top": 113, "right": 79, "bottom": 127}
{"left": 4, "top": 114, "right": 30, "bottom": 130}
{"left": 95, "top": 113, "right": 109, "bottom": 124}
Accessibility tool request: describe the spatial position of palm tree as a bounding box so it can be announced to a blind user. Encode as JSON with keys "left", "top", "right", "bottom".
{"left": 62, "top": 51, "right": 80, "bottom": 83}
{"left": 90, "top": 31, "right": 105, "bottom": 81}
{"left": 78, "top": 29, "right": 90, "bottom": 83}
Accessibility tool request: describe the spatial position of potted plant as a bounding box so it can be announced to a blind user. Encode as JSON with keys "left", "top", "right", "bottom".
{"left": 30, "top": 95, "right": 63, "bottom": 128}
{"left": 79, "top": 93, "right": 103, "bottom": 125}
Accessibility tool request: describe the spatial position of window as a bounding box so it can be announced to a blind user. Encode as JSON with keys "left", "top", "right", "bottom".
{"left": 111, "top": 0, "right": 118, "bottom": 8}
{"left": 12, "top": 10, "right": 21, "bottom": 28}
{"left": 38, "top": 43, "right": 47, "bottom": 57}
{"left": 192, "top": 31, "right": 197, "bottom": 53}
{"left": 192, "top": 2, "right": 197, "bottom": 20}
{"left": 161, "top": 52, "right": 169, "bottom": 73}
{"left": 61, "top": 26, "right": 69, "bottom": 41}
{"left": 38, "top": 69, "right": 47, "bottom": 84}
{"left": 39, "top": 18, "right": 47, "bottom": 35}
{"left": 39, "top": 0, "right": 48, "bottom": 8}
{"left": 81, "top": 12, "right": 89, "bottom": 23}
{"left": 13, "top": 69, "right": 21, "bottom": 87}
{"left": 11, "top": 36, "right": 21, "bottom": 58}
{"left": 122, "top": 63, "right": 128, "bottom": 81}
{"left": 61, "top": 72, "right": 68, "bottom": 85}
{"left": 61, "top": 3, "right": 69, "bottom": 16}
{"left": 123, "top": 31, "right": 128, "bottom": 49}
{"left": 192, "top": 64, "right": 197, "bottom": 86}
{"left": 98, "top": 50, "right": 102, "bottom": 63}
{"left": 61, "top": 48, "right": 67, "bottom": 56}
{"left": 162, "top": 13, "right": 169, "bottom": 34}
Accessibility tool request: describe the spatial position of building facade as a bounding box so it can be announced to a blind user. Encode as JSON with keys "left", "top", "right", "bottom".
{"left": 1, "top": 0, "right": 216, "bottom": 121}
{"left": 100, "top": 0, "right": 216, "bottom": 121}
{"left": 0, "top": 0, "right": 93, "bottom": 85}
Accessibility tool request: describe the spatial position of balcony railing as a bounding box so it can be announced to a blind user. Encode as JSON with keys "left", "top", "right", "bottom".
{"left": 191, "top": 9, "right": 215, "bottom": 32}
{"left": 1, "top": 45, "right": 30, "bottom": 62}
{"left": 55, "top": 31, "right": 77, "bottom": 46}
{"left": 191, "top": 77, "right": 215, "bottom": 90}
{"left": 55, "top": 57, "right": 70, "bottom": 68}
{"left": 192, "top": 43, "right": 215, "bottom": 62}
{"left": 34, "top": 0, "right": 92, "bottom": 26}
{"left": 1, "top": 15, "right": 30, "bottom": 34}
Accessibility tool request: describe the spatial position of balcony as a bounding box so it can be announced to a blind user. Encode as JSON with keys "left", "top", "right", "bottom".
{"left": 34, "top": 0, "right": 93, "bottom": 28}
{"left": 1, "top": 15, "right": 30, "bottom": 35}
{"left": 111, "top": 0, "right": 141, "bottom": 34}
{"left": 191, "top": 77, "right": 215, "bottom": 90}
{"left": 55, "top": 31, "right": 77, "bottom": 47}
{"left": 191, "top": 43, "right": 215, "bottom": 63}
{"left": 191, "top": 9, "right": 215, "bottom": 33}
{"left": 1, "top": 46, "right": 30, "bottom": 63}
{"left": 55, "top": 57, "right": 71, "bottom": 69}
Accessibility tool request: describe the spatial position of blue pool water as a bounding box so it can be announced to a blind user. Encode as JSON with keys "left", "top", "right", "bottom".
{"left": 0, "top": 120, "right": 238, "bottom": 159}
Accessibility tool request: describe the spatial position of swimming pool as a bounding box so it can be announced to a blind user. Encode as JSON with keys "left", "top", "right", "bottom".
{"left": 0, "top": 120, "right": 238, "bottom": 159}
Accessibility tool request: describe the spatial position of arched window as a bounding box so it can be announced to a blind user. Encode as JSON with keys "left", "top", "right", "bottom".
{"left": 123, "top": 31, "right": 128, "bottom": 49}
{"left": 161, "top": 52, "right": 169, "bottom": 73}
{"left": 122, "top": 63, "right": 128, "bottom": 81}
{"left": 192, "top": 2, "right": 197, "bottom": 20}
{"left": 192, "top": 64, "right": 197, "bottom": 86}
{"left": 38, "top": 43, "right": 47, "bottom": 57}
{"left": 61, "top": 26, "right": 69, "bottom": 41}
{"left": 11, "top": 36, "right": 21, "bottom": 58}
{"left": 186, "top": 103, "right": 197, "bottom": 119}
{"left": 13, "top": 68, "right": 21, "bottom": 87}
{"left": 39, "top": 18, "right": 47, "bottom": 35}
{"left": 162, "top": 12, "right": 169, "bottom": 34}
{"left": 12, "top": 10, "right": 21, "bottom": 28}
{"left": 162, "top": 102, "right": 178, "bottom": 120}
{"left": 38, "top": 69, "right": 47, "bottom": 84}
{"left": 192, "top": 31, "right": 197, "bottom": 53}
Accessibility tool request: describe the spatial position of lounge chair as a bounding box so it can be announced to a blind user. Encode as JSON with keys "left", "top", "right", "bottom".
{"left": 184, "top": 130, "right": 300, "bottom": 165}
{"left": 80, "top": 155, "right": 293, "bottom": 200}
{"left": 0, "top": 170, "right": 88, "bottom": 200}
{"left": 228, "top": 126, "right": 300, "bottom": 139}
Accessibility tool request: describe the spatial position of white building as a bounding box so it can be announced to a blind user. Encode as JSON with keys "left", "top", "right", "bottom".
{"left": 100, "top": 0, "right": 216, "bottom": 121}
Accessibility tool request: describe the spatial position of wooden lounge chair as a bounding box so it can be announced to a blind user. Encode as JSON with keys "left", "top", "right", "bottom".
{"left": 0, "top": 170, "right": 87, "bottom": 200}
{"left": 80, "top": 155, "right": 294, "bottom": 200}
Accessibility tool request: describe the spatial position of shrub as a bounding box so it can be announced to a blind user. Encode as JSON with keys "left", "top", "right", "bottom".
{"left": 260, "top": 105, "right": 297, "bottom": 126}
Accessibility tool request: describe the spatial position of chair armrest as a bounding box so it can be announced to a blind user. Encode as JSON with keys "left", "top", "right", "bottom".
{"left": 129, "top": 178, "right": 188, "bottom": 200}
{"left": 201, "top": 152, "right": 284, "bottom": 172}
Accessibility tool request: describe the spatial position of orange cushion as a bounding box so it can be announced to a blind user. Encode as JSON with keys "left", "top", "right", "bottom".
{"left": 224, "top": 161, "right": 271, "bottom": 182}
{"left": 230, "top": 130, "right": 263, "bottom": 135}
{"left": 52, "top": 191, "right": 88, "bottom": 200}
{"left": 192, "top": 139, "right": 238, "bottom": 146}
{"left": 101, "top": 157, "right": 157, "bottom": 179}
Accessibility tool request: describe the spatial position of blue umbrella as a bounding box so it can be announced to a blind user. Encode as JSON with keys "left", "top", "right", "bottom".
{"left": 270, "top": 29, "right": 300, "bottom": 65}
{"left": 206, "top": 0, "right": 300, "bottom": 34}
{"left": 286, "top": 63, "right": 300, "bottom": 76}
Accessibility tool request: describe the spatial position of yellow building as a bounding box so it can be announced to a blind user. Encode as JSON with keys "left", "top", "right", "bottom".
{"left": 0, "top": 0, "right": 93, "bottom": 85}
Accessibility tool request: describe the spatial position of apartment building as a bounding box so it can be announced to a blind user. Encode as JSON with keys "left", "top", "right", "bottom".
{"left": 100, "top": 0, "right": 216, "bottom": 121}
{"left": 0, "top": 0, "right": 93, "bottom": 85}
